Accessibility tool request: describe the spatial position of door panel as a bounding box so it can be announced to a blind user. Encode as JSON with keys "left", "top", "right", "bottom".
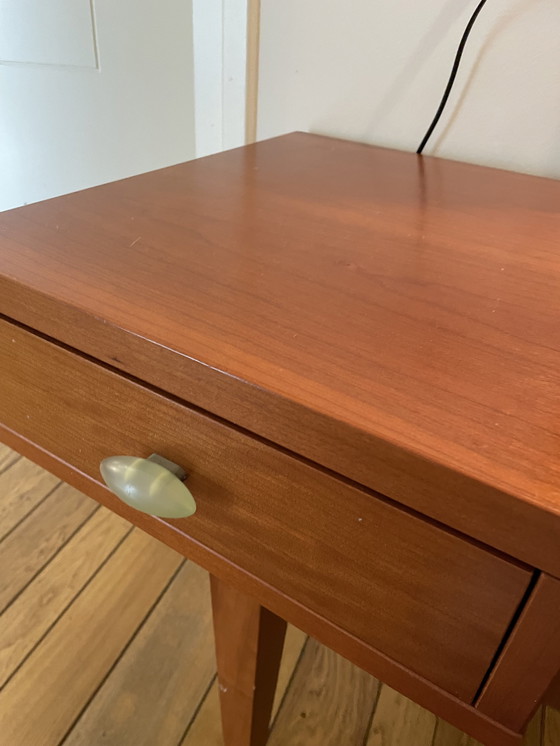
{"left": 0, "top": 0, "right": 97, "bottom": 67}
{"left": 0, "top": 0, "right": 196, "bottom": 211}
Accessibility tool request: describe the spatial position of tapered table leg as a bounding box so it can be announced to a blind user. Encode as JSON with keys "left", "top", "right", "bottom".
{"left": 210, "top": 575, "right": 287, "bottom": 746}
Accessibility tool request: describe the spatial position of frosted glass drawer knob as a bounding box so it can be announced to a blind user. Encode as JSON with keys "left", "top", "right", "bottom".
{"left": 100, "top": 454, "right": 196, "bottom": 518}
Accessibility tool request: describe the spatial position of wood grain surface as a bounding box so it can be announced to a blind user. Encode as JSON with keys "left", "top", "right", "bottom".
{"left": 433, "top": 720, "right": 483, "bottom": 746}
{"left": 367, "top": 685, "right": 436, "bottom": 745}
{"left": 180, "top": 625, "right": 307, "bottom": 746}
{"left": 0, "top": 426, "right": 526, "bottom": 746}
{"left": 0, "top": 506, "right": 130, "bottom": 687}
{"left": 0, "top": 457, "right": 59, "bottom": 541}
{"left": 0, "top": 443, "right": 19, "bottom": 473}
{"left": 211, "top": 575, "right": 287, "bottom": 746}
{"left": 1, "top": 449, "right": 543, "bottom": 746}
{"left": 267, "top": 637, "right": 378, "bottom": 746}
{"left": 544, "top": 671, "right": 560, "bottom": 710}
{"left": 524, "top": 711, "right": 545, "bottom": 746}
{"left": 2, "top": 450, "right": 555, "bottom": 746}
{"left": 434, "top": 717, "right": 543, "bottom": 746}
{"left": 0, "top": 529, "right": 181, "bottom": 746}
{"left": 543, "top": 708, "right": 560, "bottom": 746}
{"left": 477, "top": 574, "right": 560, "bottom": 731}
{"left": 64, "top": 562, "right": 215, "bottom": 746}
{"left": 0, "top": 483, "right": 95, "bottom": 611}
{"left": 1, "top": 133, "right": 559, "bottom": 574}
{"left": 0, "top": 318, "right": 532, "bottom": 701}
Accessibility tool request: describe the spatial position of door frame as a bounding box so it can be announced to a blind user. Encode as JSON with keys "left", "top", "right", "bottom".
{"left": 192, "top": 0, "right": 259, "bottom": 158}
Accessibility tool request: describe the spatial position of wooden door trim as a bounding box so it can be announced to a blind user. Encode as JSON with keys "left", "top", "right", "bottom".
{"left": 245, "top": 0, "right": 260, "bottom": 143}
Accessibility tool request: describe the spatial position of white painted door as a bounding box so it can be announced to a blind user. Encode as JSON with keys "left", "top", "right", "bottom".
{"left": 0, "top": 0, "right": 198, "bottom": 211}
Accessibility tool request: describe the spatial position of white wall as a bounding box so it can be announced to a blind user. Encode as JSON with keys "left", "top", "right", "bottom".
{"left": 257, "top": 0, "right": 560, "bottom": 179}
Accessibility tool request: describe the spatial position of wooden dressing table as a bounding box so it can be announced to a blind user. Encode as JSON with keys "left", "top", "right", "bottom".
{"left": 1, "top": 133, "right": 559, "bottom": 746}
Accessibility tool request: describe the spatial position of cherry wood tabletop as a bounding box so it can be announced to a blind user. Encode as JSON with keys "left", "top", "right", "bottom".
{"left": 1, "top": 132, "right": 559, "bottom": 575}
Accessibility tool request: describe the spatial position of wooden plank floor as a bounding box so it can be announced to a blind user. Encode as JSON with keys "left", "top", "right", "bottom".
{"left": 0, "top": 445, "right": 555, "bottom": 746}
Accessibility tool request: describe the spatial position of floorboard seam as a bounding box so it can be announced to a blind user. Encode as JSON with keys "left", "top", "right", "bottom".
{"left": 0, "top": 477, "right": 62, "bottom": 544}
{"left": 0, "top": 520, "right": 132, "bottom": 692}
{"left": 360, "top": 677, "right": 383, "bottom": 746}
{"left": 431, "top": 718, "right": 442, "bottom": 746}
{"left": 0, "top": 454, "right": 22, "bottom": 476}
{"left": 269, "top": 634, "right": 311, "bottom": 734}
{"left": 175, "top": 672, "right": 217, "bottom": 746}
{"left": 57, "top": 557, "right": 187, "bottom": 746}
{"left": 0, "top": 501, "right": 102, "bottom": 617}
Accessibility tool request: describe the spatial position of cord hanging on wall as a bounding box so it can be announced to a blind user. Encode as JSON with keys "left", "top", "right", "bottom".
{"left": 417, "top": 0, "right": 490, "bottom": 155}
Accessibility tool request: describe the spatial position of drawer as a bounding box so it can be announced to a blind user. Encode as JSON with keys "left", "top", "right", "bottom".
{"left": 0, "top": 318, "right": 531, "bottom": 701}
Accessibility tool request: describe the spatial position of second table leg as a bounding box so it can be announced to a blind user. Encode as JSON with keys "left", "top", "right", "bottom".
{"left": 210, "top": 575, "right": 287, "bottom": 746}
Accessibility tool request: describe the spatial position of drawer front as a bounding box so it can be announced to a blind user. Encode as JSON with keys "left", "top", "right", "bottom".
{"left": 0, "top": 319, "right": 531, "bottom": 700}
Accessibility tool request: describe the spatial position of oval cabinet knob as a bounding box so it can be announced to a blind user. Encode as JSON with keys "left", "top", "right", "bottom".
{"left": 100, "top": 454, "right": 196, "bottom": 518}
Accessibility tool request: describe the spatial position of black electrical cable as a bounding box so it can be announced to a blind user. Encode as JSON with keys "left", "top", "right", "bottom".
{"left": 417, "top": 0, "right": 490, "bottom": 154}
